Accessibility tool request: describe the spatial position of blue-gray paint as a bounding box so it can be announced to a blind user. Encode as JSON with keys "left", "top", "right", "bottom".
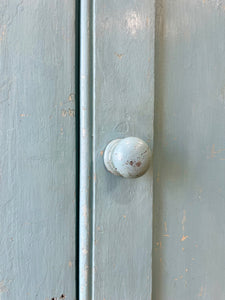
{"left": 153, "top": 0, "right": 225, "bottom": 299}
{"left": 0, "top": 1, "right": 76, "bottom": 299}
{"left": 79, "top": 0, "right": 93, "bottom": 299}
{"left": 91, "top": 0, "right": 155, "bottom": 299}
{"left": 104, "top": 137, "right": 152, "bottom": 178}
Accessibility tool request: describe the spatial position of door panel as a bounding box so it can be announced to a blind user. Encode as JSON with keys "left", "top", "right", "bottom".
{"left": 153, "top": 1, "right": 225, "bottom": 299}
{"left": 0, "top": 1, "right": 77, "bottom": 299}
{"left": 93, "top": 0, "right": 155, "bottom": 299}
{"left": 79, "top": 0, "right": 155, "bottom": 299}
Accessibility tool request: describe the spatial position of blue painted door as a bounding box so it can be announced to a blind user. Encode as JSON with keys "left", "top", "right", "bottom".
{"left": 79, "top": 0, "right": 155, "bottom": 299}
{"left": 153, "top": 1, "right": 225, "bottom": 299}
{"left": 2, "top": 1, "right": 224, "bottom": 300}
{"left": 80, "top": 0, "right": 225, "bottom": 299}
{"left": 0, "top": 1, "right": 77, "bottom": 299}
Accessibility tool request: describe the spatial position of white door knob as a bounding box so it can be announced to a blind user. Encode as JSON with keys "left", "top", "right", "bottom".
{"left": 104, "top": 137, "right": 151, "bottom": 178}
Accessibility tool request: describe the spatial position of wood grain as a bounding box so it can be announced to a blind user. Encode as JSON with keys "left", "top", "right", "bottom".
{"left": 153, "top": 0, "right": 225, "bottom": 299}
{"left": 92, "top": 0, "right": 155, "bottom": 299}
{"left": 0, "top": 1, "right": 77, "bottom": 299}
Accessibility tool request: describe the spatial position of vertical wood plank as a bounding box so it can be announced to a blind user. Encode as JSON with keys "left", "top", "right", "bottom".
{"left": 153, "top": 0, "right": 225, "bottom": 299}
{"left": 0, "top": 1, "right": 76, "bottom": 299}
{"left": 79, "top": 0, "right": 93, "bottom": 299}
{"left": 92, "top": 0, "right": 155, "bottom": 299}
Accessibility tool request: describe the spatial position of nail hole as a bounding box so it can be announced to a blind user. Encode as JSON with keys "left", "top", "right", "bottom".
{"left": 60, "top": 295, "right": 65, "bottom": 299}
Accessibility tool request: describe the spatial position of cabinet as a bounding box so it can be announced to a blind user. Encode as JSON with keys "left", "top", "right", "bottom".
{"left": 1, "top": 1, "right": 225, "bottom": 299}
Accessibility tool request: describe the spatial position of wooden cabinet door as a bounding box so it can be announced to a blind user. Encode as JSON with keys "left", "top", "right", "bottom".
{"left": 80, "top": 0, "right": 225, "bottom": 300}
{"left": 153, "top": 1, "right": 225, "bottom": 299}
{"left": 80, "top": 0, "right": 155, "bottom": 299}
{"left": 0, "top": 1, "right": 78, "bottom": 299}
{"left": 2, "top": 1, "right": 225, "bottom": 300}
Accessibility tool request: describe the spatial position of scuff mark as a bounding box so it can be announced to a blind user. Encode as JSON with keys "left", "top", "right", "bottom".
{"left": 0, "top": 281, "right": 7, "bottom": 293}
{"left": 0, "top": 24, "right": 6, "bottom": 42}
{"left": 164, "top": 221, "right": 167, "bottom": 233}
{"left": 182, "top": 210, "right": 186, "bottom": 232}
{"left": 210, "top": 144, "right": 225, "bottom": 159}
{"left": 62, "top": 110, "right": 67, "bottom": 117}
{"left": 181, "top": 235, "right": 189, "bottom": 242}
{"left": 0, "top": 79, "right": 12, "bottom": 104}
{"left": 84, "top": 264, "right": 89, "bottom": 286}
{"left": 82, "top": 248, "right": 88, "bottom": 255}
{"left": 82, "top": 128, "right": 86, "bottom": 137}
{"left": 68, "top": 93, "right": 75, "bottom": 102}
{"left": 115, "top": 52, "right": 124, "bottom": 59}
{"left": 125, "top": 10, "right": 145, "bottom": 35}
{"left": 156, "top": 171, "right": 160, "bottom": 183}
{"left": 68, "top": 108, "right": 75, "bottom": 117}
{"left": 198, "top": 286, "right": 204, "bottom": 297}
{"left": 61, "top": 108, "right": 75, "bottom": 117}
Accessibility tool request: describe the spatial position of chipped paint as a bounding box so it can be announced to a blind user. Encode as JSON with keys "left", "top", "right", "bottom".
{"left": 115, "top": 53, "right": 124, "bottom": 59}
{"left": 210, "top": 144, "right": 225, "bottom": 159}
{"left": 181, "top": 235, "right": 189, "bottom": 242}
{"left": 62, "top": 108, "right": 75, "bottom": 117}
{"left": 68, "top": 261, "right": 72, "bottom": 267}
{"left": 164, "top": 221, "right": 167, "bottom": 233}
{"left": 104, "top": 137, "right": 151, "bottom": 178}
{"left": 198, "top": 286, "right": 204, "bottom": 297}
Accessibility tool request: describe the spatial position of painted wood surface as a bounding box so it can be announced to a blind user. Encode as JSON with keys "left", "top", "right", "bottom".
{"left": 0, "top": 1, "right": 77, "bottom": 299}
{"left": 91, "top": 0, "right": 155, "bottom": 299}
{"left": 153, "top": 0, "right": 225, "bottom": 299}
{"left": 79, "top": 0, "right": 93, "bottom": 299}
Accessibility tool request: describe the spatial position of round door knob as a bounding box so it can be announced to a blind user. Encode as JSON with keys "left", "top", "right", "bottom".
{"left": 104, "top": 137, "right": 151, "bottom": 178}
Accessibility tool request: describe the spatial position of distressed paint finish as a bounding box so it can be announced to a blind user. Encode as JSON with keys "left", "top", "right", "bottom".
{"left": 79, "top": 0, "right": 93, "bottom": 299}
{"left": 92, "top": 0, "right": 155, "bottom": 299}
{"left": 104, "top": 137, "right": 152, "bottom": 178}
{"left": 153, "top": 0, "right": 225, "bottom": 299}
{"left": 0, "top": 1, "right": 76, "bottom": 299}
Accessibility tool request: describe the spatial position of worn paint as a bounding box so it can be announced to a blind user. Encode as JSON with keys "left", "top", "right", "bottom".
{"left": 153, "top": 0, "right": 225, "bottom": 299}
{"left": 92, "top": 0, "right": 155, "bottom": 299}
{"left": 0, "top": 1, "right": 77, "bottom": 299}
{"left": 104, "top": 137, "right": 151, "bottom": 178}
{"left": 79, "top": 0, "right": 93, "bottom": 299}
